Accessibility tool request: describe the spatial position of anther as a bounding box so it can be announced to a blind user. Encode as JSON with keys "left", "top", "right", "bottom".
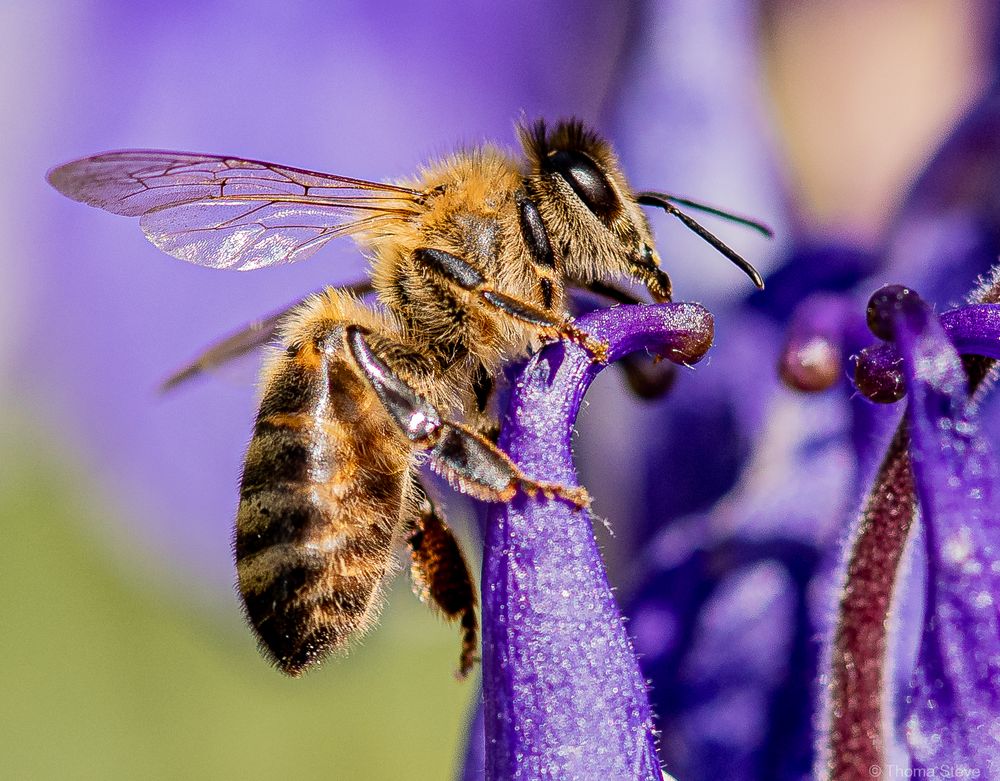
{"left": 854, "top": 343, "right": 907, "bottom": 404}
{"left": 866, "top": 284, "right": 920, "bottom": 342}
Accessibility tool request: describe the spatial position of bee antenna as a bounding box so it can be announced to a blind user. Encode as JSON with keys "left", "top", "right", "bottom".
{"left": 640, "top": 192, "right": 773, "bottom": 237}
{"left": 637, "top": 191, "right": 766, "bottom": 290}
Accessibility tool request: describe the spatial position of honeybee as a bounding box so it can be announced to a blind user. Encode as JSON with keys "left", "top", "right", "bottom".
{"left": 48, "top": 119, "right": 767, "bottom": 678}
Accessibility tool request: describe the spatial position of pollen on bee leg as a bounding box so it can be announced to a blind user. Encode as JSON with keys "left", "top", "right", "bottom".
{"left": 560, "top": 323, "right": 609, "bottom": 363}
{"left": 518, "top": 478, "right": 591, "bottom": 510}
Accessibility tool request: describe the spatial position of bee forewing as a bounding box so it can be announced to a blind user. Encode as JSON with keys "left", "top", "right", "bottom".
{"left": 47, "top": 150, "right": 422, "bottom": 270}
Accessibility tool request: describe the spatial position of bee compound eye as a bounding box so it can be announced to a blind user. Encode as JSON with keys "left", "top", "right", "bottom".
{"left": 545, "top": 149, "right": 617, "bottom": 220}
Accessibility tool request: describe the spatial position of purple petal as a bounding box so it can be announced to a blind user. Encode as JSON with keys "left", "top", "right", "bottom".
{"left": 875, "top": 289, "right": 1000, "bottom": 768}
{"left": 940, "top": 303, "right": 1000, "bottom": 361}
{"left": 631, "top": 530, "right": 820, "bottom": 781}
{"left": 885, "top": 86, "right": 1000, "bottom": 301}
{"left": 482, "top": 303, "right": 713, "bottom": 781}
{"left": 460, "top": 704, "right": 486, "bottom": 781}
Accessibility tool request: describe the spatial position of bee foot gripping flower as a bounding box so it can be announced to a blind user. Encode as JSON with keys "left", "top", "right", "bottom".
{"left": 828, "top": 283, "right": 1000, "bottom": 776}
{"left": 479, "top": 302, "right": 713, "bottom": 781}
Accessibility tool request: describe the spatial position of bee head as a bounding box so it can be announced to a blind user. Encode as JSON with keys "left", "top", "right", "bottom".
{"left": 520, "top": 119, "right": 670, "bottom": 301}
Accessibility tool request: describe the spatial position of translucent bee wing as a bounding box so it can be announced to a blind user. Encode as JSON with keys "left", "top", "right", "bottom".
{"left": 47, "top": 151, "right": 421, "bottom": 270}
{"left": 47, "top": 150, "right": 422, "bottom": 216}
{"left": 138, "top": 199, "right": 403, "bottom": 270}
{"left": 160, "top": 308, "right": 287, "bottom": 393}
{"left": 161, "top": 281, "right": 375, "bottom": 392}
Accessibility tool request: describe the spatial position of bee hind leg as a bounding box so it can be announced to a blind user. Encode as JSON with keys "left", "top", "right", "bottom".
{"left": 405, "top": 481, "right": 479, "bottom": 678}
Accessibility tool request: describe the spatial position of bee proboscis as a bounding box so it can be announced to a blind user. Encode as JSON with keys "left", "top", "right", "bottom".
{"left": 48, "top": 119, "right": 767, "bottom": 677}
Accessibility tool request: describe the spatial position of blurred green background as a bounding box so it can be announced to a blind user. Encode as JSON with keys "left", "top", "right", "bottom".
{"left": 0, "top": 412, "right": 476, "bottom": 780}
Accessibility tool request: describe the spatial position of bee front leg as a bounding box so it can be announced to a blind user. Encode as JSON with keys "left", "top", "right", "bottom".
{"left": 404, "top": 481, "right": 479, "bottom": 679}
{"left": 412, "top": 247, "right": 609, "bottom": 362}
{"left": 569, "top": 280, "right": 677, "bottom": 400}
{"left": 344, "top": 325, "right": 589, "bottom": 508}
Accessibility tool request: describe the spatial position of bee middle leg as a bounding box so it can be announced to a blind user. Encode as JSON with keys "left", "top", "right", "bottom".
{"left": 344, "top": 325, "right": 590, "bottom": 508}
{"left": 412, "top": 247, "right": 608, "bottom": 361}
{"left": 404, "top": 480, "right": 479, "bottom": 678}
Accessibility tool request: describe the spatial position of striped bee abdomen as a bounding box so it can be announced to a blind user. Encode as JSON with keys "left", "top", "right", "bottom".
{"left": 235, "top": 333, "right": 410, "bottom": 676}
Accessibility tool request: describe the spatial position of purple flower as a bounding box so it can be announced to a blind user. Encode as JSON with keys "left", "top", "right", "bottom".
{"left": 827, "top": 284, "right": 1000, "bottom": 775}
{"left": 587, "top": 5, "right": 1000, "bottom": 780}
{"left": 480, "top": 303, "right": 712, "bottom": 779}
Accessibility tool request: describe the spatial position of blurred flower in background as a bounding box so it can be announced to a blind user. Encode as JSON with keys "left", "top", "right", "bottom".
{"left": 597, "top": 1, "right": 1000, "bottom": 779}
{"left": 5, "top": 0, "right": 1000, "bottom": 779}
